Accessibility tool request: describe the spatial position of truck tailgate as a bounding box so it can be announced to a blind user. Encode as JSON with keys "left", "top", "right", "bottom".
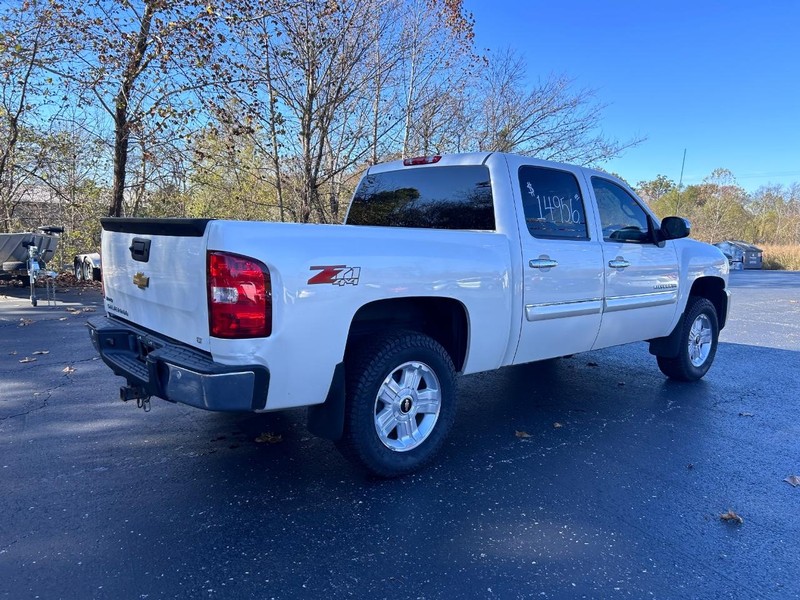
{"left": 100, "top": 218, "right": 212, "bottom": 351}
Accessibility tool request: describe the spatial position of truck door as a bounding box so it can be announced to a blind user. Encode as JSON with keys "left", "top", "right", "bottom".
{"left": 587, "top": 176, "right": 680, "bottom": 349}
{"left": 510, "top": 159, "right": 605, "bottom": 364}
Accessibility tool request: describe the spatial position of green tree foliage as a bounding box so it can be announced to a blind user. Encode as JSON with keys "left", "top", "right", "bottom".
{"left": 186, "top": 126, "right": 280, "bottom": 222}
{"left": 635, "top": 174, "right": 676, "bottom": 204}
{"left": 745, "top": 183, "right": 800, "bottom": 245}
{"left": 640, "top": 172, "right": 800, "bottom": 247}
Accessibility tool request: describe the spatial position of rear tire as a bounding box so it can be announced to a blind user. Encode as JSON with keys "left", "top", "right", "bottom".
{"left": 657, "top": 297, "right": 719, "bottom": 381}
{"left": 337, "top": 331, "right": 457, "bottom": 477}
{"left": 74, "top": 258, "right": 84, "bottom": 281}
{"left": 83, "top": 258, "right": 93, "bottom": 281}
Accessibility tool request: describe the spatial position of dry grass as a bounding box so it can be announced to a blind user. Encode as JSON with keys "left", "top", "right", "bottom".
{"left": 761, "top": 244, "right": 800, "bottom": 271}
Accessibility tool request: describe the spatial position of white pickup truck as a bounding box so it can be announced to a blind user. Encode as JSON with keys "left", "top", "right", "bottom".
{"left": 88, "top": 152, "right": 730, "bottom": 476}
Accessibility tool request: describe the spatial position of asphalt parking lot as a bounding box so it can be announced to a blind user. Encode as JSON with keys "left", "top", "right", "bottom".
{"left": 1, "top": 270, "right": 799, "bottom": 600}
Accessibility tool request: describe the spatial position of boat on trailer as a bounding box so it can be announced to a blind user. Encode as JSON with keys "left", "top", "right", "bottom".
{"left": 0, "top": 226, "right": 63, "bottom": 284}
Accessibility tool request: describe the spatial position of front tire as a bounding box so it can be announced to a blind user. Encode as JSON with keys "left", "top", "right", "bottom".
{"left": 657, "top": 297, "right": 719, "bottom": 381}
{"left": 338, "top": 331, "right": 457, "bottom": 477}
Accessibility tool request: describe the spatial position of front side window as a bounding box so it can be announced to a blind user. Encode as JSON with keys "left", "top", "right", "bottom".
{"left": 591, "top": 178, "right": 652, "bottom": 243}
{"left": 518, "top": 166, "right": 588, "bottom": 240}
{"left": 347, "top": 166, "right": 495, "bottom": 230}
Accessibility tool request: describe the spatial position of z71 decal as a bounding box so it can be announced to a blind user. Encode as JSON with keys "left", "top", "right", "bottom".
{"left": 308, "top": 265, "right": 361, "bottom": 286}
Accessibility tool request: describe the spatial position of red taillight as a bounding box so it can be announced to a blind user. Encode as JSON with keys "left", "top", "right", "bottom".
{"left": 403, "top": 155, "right": 441, "bottom": 166}
{"left": 207, "top": 251, "right": 272, "bottom": 338}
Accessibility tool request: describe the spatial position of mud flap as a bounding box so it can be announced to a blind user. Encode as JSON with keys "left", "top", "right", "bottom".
{"left": 307, "top": 363, "right": 345, "bottom": 440}
{"left": 648, "top": 318, "right": 683, "bottom": 358}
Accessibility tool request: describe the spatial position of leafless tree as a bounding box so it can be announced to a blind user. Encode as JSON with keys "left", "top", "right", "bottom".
{"left": 472, "top": 48, "right": 642, "bottom": 165}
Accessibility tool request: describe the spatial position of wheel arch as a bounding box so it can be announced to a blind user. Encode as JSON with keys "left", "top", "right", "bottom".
{"left": 307, "top": 296, "right": 469, "bottom": 442}
{"left": 689, "top": 276, "right": 729, "bottom": 329}
{"left": 649, "top": 277, "right": 727, "bottom": 358}
{"left": 345, "top": 296, "right": 470, "bottom": 372}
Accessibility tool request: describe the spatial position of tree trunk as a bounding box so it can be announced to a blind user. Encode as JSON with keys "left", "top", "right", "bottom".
{"left": 264, "top": 37, "right": 285, "bottom": 222}
{"left": 107, "top": 1, "right": 156, "bottom": 217}
{"left": 109, "top": 112, "right": 129, "bottom": 217}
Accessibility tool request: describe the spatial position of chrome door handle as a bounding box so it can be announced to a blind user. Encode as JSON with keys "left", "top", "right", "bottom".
{"left": 529, "top": 258, "right": 559, "bottom": 269}
{"left": 608, "top": 258, "right": 630, "bottom": 269}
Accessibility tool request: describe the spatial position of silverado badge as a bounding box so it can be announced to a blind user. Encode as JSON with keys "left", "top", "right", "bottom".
{"left": 133, "top": 272, "right": 150, "bottom": 290}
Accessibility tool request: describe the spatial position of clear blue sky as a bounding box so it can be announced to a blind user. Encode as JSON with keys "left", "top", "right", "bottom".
{"left": 465, "top": 0, "right": 800, "bottom": 191}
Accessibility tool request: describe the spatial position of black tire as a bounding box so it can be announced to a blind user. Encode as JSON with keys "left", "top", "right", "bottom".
{"left": 74, "top": 258, "right": 84, "bottom": 280}
{"left": 337, "top": 331, "right": 457, "bottom": 477}
{"left": 657, "top": 297, "right": 719, "bottom": 381}
{"left": 83, "top": 258, "right": 93, "bottom": 281}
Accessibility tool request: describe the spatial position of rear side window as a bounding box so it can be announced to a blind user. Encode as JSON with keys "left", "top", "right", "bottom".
{"left": 518, "top": 166, "right": 588, "bottom": 240}
{"left": 347, "top": 165, "right": 495, "bottom": 230}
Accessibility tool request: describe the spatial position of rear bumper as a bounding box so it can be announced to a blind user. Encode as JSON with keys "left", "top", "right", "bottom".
{"left": 87, "top": 315, "right": 269, "bottom": 411}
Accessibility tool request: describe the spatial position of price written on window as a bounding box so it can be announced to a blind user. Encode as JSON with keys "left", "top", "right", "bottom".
{"left": 526, "top": 182, "right": 581, "bottom": 224}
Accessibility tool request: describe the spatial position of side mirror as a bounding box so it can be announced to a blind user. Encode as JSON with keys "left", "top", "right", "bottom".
{"left": 659, "top": 216, "right": 690, "bottom": 241}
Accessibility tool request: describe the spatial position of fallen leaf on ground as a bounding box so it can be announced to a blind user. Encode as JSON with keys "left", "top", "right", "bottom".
{"left": 58, "top": 317, "right": 68, "bottom": 321}
{"left": 81, "top": 307, "right": 96, "bottom": 313}
{"left": 515, "top": 430, "right": 531, "bottom": 438}
{"left": 617, "top": 381, "right": 625, "bottom": 387}
{"left": 19, "top": 357, "right": 37, "bottom": 363}
{"left": 18, "top": 318, "right": 33, "bottom": 326}
{"left": 587, "top": 362, "right": 598, "bottom": 367}
{"left": 32, "top": 350, "right": 49, "bottom": 355}
{"left": 255, "top": 432, "right": 283, "bottom": 444}
{"left": 62, "top": 366, "right": 75, "bottom": 374}
{"left": 784, "top": 475, "right": 800, "bottom": 487}
{"left": 739, "top": 412, "right": 754, "bottom": 417}
{"left": 8, "top": 350, "right": 17, "bottom": 356}
{"left": 553, "top": 422, "right": 564, "bottom": 429}
{"left": 720, "top": 510, "right": 744, "bottom": 524}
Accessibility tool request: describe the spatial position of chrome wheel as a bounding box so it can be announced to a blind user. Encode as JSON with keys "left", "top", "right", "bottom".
{"left": 688, "top": 313, "right": 713, "bottom": 367}
{"left": 373, "top": 360, "right": 441, "bottom": 452}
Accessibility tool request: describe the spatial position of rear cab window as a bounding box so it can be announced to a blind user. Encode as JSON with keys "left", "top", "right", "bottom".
{"left": 347, "top": 165, "right": 495, "bottom": 230}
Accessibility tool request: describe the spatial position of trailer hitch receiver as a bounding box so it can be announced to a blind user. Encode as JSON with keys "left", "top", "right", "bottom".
{"left": 120, "top": 385, "right": 151, "bottom": 412}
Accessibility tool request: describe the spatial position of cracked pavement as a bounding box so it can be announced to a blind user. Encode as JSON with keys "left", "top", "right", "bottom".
{"left": 1, "top": 272, "right": 799, "bottom": 600}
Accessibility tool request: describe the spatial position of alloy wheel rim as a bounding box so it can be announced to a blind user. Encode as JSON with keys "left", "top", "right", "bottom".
{"left": 688, "top": 314, "right": 713, "bottom": 367}
{"left": 373, "top": 361, "right": 441, "bottom": 452}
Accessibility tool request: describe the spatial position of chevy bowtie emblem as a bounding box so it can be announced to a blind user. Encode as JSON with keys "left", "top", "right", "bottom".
{"left": 133, "top": 272, "right": 150, "bottom": 290}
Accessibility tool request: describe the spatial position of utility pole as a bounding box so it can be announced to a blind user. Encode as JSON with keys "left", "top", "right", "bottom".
{"left": 678, "top": 148, "right": 687, "bottom": 189}
{"left": 676, "top": 149, "right": 687, "bottom": 216}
